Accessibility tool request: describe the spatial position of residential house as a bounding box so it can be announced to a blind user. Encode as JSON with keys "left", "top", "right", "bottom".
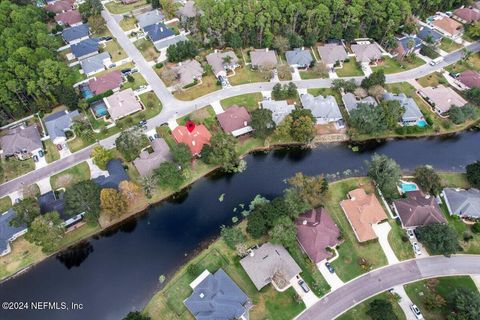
{"left": 393, "top": 190, "right": 446, "bottom": 228}
{"left": 0, "top": 125, "right": 43, "bottom": 160}
{"left": 285, "top": 48, "right": 313, "bottom": 68}
{"left": 417, "top": 25, "right": 443, "bottom": 45}
{"left": 217, "top": 106, "right": 252, "bottom": 137}
{"left": 71, "top": 38, "right": 100, "bottom": 60}
{"left": 261, "top": 100, "right": 295, "bottom": 125}
{"left": 62, "top": 23, "right": 90, "bottom": 45}
{"left": 382, "top": 92, "right": 425, "bottom": 126}
{"left": 172, "top": 59, "right": 204, "bottom": 87}
{"left": 340, "top": 188, "right": 388, "bottom": 242}
{"left": 136, "top": 10, "right": 165, "bottom": 30}
{"left": 45, "top": 0, "right": 74, "bottom": 13}
{"left": 342, "top": 92, "right": 377, "bottom": 115}
{"left": 184, "top": 269, "right": 252, "bottom": 320}
{"left": 0, "top": 209, "right": 27, "bottom": 257}
{"left": 144, "top": 23, "right": 175, "bottom": 45}
{"left": 152, "top": 34, "right": 188, "bottom": 56}
{"left": 206, "top": 51, "right": 239, "bottom": 78}
{"left": 295, "top": 207, "right": 341, "bottom": 263}
{"left": 177, "top": 0, "right": 197, "bottom": 18}
{"left": 80, "top": 52, "right": 112, "bottom": 76}
{"left": 418, "top": 85, "right": 467, "bottom": 114}
{"left": 38, "top": 191, "right": 84, "bottom": 228}
{"left": 44, "top": 110, "right": 80, "bottom": 145}
{"left": 457, "top": 70, "right": 480, "bottom": 89}
{"left": 394, "top": 35, "right": 422, "bottom": 58}
{"left": 172, "top": 122, "right": 211, "bottom": 156}
{"left": 443, "top": 188, "right": 480, "bottom": 219}
{"left": 239, "top": 242, "right": 301, "bottom": 291}
{"left": 432, "top": 17, "right": 464, "bottom": 38}
{"left": 133, "top": 138, "right": 172, "bottom": 176}
{"left": 94, "top": 159, "right": 129, "bottom": 189}
{"left": 250, "top": 48, "right": 278, "bottom": 69}
{"left": 300, "top": 93, "right": 343, "bottom": 125}
{"left": 54, "top": 10, "right": 83, "bottom": 27}
{"left": 317, "top": 43, "right": 348, "bottom": 68}
{"left": 88, "top": 70, "right": 124, "bottom": 95}
{"left": 351, "top": 43, "right": 382, "bottom": 64}
{"left": 103, "top": 88, "right": 144, "bottom": 121}
{"left": 453, "top": 7, "right": 480, "bottom": 24}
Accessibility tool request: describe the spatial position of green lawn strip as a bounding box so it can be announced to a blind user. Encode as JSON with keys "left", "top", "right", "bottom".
{"left": 220, "top": 93, "right": 263, "bottom": 112}
{"left": 134, "top": 38, "right": 159, "bottom": 61}
{"left": 23, "top": 183, "right": 40, "bottom": 198}
{"left": 372, "top": 56, "right": 425, "bottom": 74}
{"left": 119, "top": 16, "right": 137, "bottom": 31}
{"left": 105, "top": 0, "right": 147, "bottom": 14}
{"left": 43, "top": 140, "right": 60, "bottom": 163}
{"left": 336, "top": 59, "right": 364, "bottom": 77}
{"left": 67, "top": 137, "right": 94, "bottom": 153}
{"left": 439, "top": 38, "right": 462, "bottom": 53}
{"left": 337, "top": 291, "right": 406, "bottom": 320}
{"left": 388, "top": 219, "right": 415, "bottom": 260}
{"left": 50, "top": 161, "right": 91, "bottom": 190}
{"left": 0, "top": 157, "right": 35, "bottom": 183}
{"left": 103, "top": 39, "right": 127, "bottom": 62}
{"left": 121, "top": 72, "right": 147, "bottom": 90}
{"left": 177, "top": 105, "right": 219, "bottom": 132}
{"left": 229, "top": 66, "right": 270, "bottom": 85}
{"left": 326, "top": 178, "right": 388, "bottom": 282}
{"left": 446, "top": 53, "right": 480, "bottom": 74}
{"left": 95, "top": 62, "right": 135, "bottom": 78}
{"left": 299, "top": 69, "right": 328, "bottom": 79}
{"left": 174, "top": 73, "right": 221, "bottom": 101}
{"left": 416, "top": 72, "right": 448, "bottom": 88}
{"left": 0, "top": 196, "right": 12, "bottom": 213}
{"left": 438, "top": 172, "right": 470, "bottom": 189}
{"left": 405, "top": 276, "right": 478, "bottom": 320}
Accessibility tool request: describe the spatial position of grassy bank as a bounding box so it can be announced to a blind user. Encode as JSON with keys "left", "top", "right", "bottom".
{"left": 338, "top": 291, "right": 406, "bottom": 320}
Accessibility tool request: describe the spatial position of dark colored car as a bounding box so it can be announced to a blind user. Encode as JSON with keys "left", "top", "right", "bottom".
{"left": 325, "top": 262, "right": 335, "bottom": 273}
{"left": 33, "top": 155, "right": 39, "bottom": 162}
{"left": 38, "top": 150, "right": 44, "bottom": 157}
{"left": 56, "top": 144, "right": 63, "bottom": 151}
{"left": 298, "top": 280, "right": 310, "bottom": 293}
{"left": 121, "top": 68, "right": 132, "bottom": 75}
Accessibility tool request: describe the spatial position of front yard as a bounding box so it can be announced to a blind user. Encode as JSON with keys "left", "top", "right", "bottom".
{"left": 416, "top": 72, "right": 448, "bottom": 88}
{"left": 372, "top": 56, "right": 425, "bottom": 74}
{"left": 104, "top": 39, "right": 127, "bottom": 62}
{"left": 0, "top": 196, "right": 12, "bottom": 213}
{"left": 338, "top": 291, "right": 406, "bottom": 320}
{"left": 228, "top": 65, "right": 271, "bottom": 85}
{"left": 105, "top": 0, "right": 148, "bottom": 14}
{"left": 121, "top": 72, "right": 147, "bottom": 90}
{"left": 299, "top": 68, "right": 328, "bottom": 79}
{"left": 220, "top": 93, "right": 263, "bottom": 112}
{"left": 43, "top": 140, "right": 60, "bottom": 163}
{"left": 174, "top": 73, "right": 221, "bottom": 101}
{"left": 134, "top": 38, "right": 159, "bottom": 62}
{"left": 119, "top": 16, "right": 137, "bottom": 31}
{"left": 50, "top": 161, "right": 91, "bottom": 190}
{"left": 439, "top": 38, "right": 462, "bottom": 53}
{"left": 445, "top": 52, "right": 480, "bottom": 74}
{"left": 177, "top": 105, "right": 218, "bottom": 131}
{"left": 335, "top": 59, "right": 364, "bottom": 77}
{"left": 0, "top": 157, "right": 35, "bottom": 183}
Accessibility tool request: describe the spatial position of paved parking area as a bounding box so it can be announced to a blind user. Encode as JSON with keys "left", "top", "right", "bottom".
{"left": 292, "top": 67, "right": 301, "bottom": 80}
{"left": 290, "top": 276, "right": 319, "bottom": 308}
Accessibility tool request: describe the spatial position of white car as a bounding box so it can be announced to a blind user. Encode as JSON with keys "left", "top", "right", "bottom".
{"left": 407, "top": 229, "right": 415, "bottom": 239}
{"left": 410, "top": 304, "right": 424, "bottom": 319}
{"left": 413, "top": 242, "right": 421, "bottom": 255}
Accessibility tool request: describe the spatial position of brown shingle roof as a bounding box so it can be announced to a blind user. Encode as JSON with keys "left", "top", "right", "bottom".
{"left": 217, "top": 106, "right": 251, "bottom": 134}
{"left": 54, "top": 10, "right": 82, "bottom": 26}
{"left": 453, "top": 8, "right": 480, "bottom": 23}
{"left": 393, "top": 190, "right": 446, "bottom": 228}
{"left": 250, "top": 49, "right": 278, "bottom": 68}
{"left": 432, "top": 17, "right": 463, "bottom": 36}
{"left": 45, "top": 0, "right": 74, "bottom": 13}
{"left": 457, "top": 70, "right": 480, "bottom": 89}
{"left": 88, "top": 71, "right": 123, "bottom": 95}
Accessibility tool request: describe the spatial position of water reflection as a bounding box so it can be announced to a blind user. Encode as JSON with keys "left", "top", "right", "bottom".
{"left": 56, "top": 242, "right": 94, "bottom": 269}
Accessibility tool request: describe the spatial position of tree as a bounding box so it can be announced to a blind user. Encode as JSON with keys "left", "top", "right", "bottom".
{"left": 368, "top": 85, "right": 385, "bottom": 99}
{"left": 91, "top": 145, "right": 114, "bottom": 170}
{"left": 466, "top": 161, "right": 480, "bottom": 188}
{"left": 251, "top": 108, "right": 275, "bottom": 139}
{"left": 269, "top": 216, "right": 297, "bottom": 249}
{"left": 246, "top": 205, "right": 268, "bottom": 238}
{"left": 287, "top": 172, "right": 328, "bottom": 207}
{"left": 361, "top": 69, "right": 386, "bottom": 89}
{"left": 10, "top": 197, "right": 40, "bottom": 227}
{"left": 166, "top": 41, "right": 198, "bottom": 63}
{"left": 276, "top": 63, "right": 291, "bottom": 80}
{"left": 25, "top": 212, "right": 65, "bottom": 253}
{"left": 354, "top": 87, "right": 367, "bottom": 98}
{"left": 447, "top": 288, "right": 480, "bottom": 320}
{"left": 64, "top": 180, "right": 101, "bottom": 224}
{"left": 161, "top": 67, "right": 179, "bottom": 85}
{"left": 413, "top": 166, "right": 442, "bottom": 195}
{"left": 220, "top": 225, "right": 245, "bottom": 249}
{"left": 115, "top": 129, "right": 149, "bottom": 162}
{"left": 100, "top": 188, "right": 127, "bottom": 220}
{"left": 201, "top": 132, "right": 239, "bottom": 172}
{"left": 291, "top": 115, "right": 316, "bottom": 143}
{"left": 119, "top": 181, "right": 142, "bottom": 202}
{"left": 467, "top": 21, "right": 480, "bottom": 40}
{"left": 472, "top": 222, "right": 480, "bottom": 234}
{"left": 171, "top": 143, "right": 192, "bottom": 168}
{"left": 160, "top": 0, "right": 176, "bottom": 18}
{"left": 367, "top": 154, "right": 402, "bottom": 201}
{"left": 366, "top": 299, "right": 398, "bottom": 320}
{"left": 349, "top": 103, "right": 387, "bottom": 134}
{"left": 273, "top": 115, "right": 293, "bottom": 141}
{"left": 79, "top": 0, "right": 102, "bottom": 19}
{"left": 416, "top": 223, "right": 458, "bottom": 256}
{"left": 224, "top": 32, "right": 242, "bottom": 48}
{"left": 448, "top": 105, "right": 477, "bottom": 124}
{"left": 87, "top": 15, "right": 106, "bottom": 35}
{"left": 140, "top": 175, "right": 156, "bottom": 198}
{"left": 123, "top": 311, "right": 151, "bottom": 320}
{"left": 273, "top": 36, "right": 290, "bottom": 54}
{"left": 332, "top": 79, "right": 357, "bottom": 93}
{"left": 72, "top": 116, "right": 95, "bottom": 143}
{"left": 154, "top": 161, "right": 185, "bottom": 190}
{"left": 151, "top": 0, "right": 160, "bottom": 9}
{"left": 464, "top": 88, "right": 480, "bottom": 105}
{"left": 380, "top": 100, "right": 404, "bottom": 129}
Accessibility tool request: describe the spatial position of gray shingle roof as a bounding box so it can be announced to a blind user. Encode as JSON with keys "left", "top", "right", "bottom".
{"left": 153, "top": 34, "right": 188, "bottom": 51}
{"left": 0, "top": 125, "right": 42, "bottom": 156}
{"left": 285, "top": 48, "right": 313, "bottom": 67}
{"left": 206, "top": 51, "right": 239, "bottom": 77}
{"left": 172, "top": 59, "right": 204, "bottom": 87}
{"left": 250, "top": 49, "right": 278, "bottom": 68}
{"left": 137, "top": 10, "right": 164, "bottom": 29}
{"left": 300, "top": 93, "right": 342, "bottom": 122}
{"left": 80, "top": 52, "right": 110, "bottom": 75}
{"left": 71, "top": 38, "right": 100, "bottom": 59}
{"left": 0, "top": 209, "right": 27, "bottom": 255}
{"left": 44, "top": 110, "right": 80, "bottom": 142}
{"left": 351, "top": 43, "right": 382, "bottom": 63}
{"left": 184, "top": 269, "right": 250, "bottom": 320}
{"left": 418, "top": 25, "right": 443, "bottom": 43}
{"left": 443, "top": 188, "right": 480, "bottom": 218}
{"left": 62, "top": 24, "right": 89, "bottom": 43}
{"left": 342, "top": 92, "right": 378, "bottom": 113}
{"left": 133, "top": 138, "right": 172, "bottom": 176}
{"left": 317, "top": 43, "right": 348, "bottom": 65}
{"left": 383, "top": 92, "right": 423, "bottom": 123}
{"left": 261, "top": 100, "right": 295, "bottom": 124}
{"left": 144, "top": 23, "right": 174, "bottom": 42}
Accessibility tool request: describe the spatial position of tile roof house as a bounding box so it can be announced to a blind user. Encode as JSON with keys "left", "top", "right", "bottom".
{"left": 177, "top": 0, "right": 197, "bottom": 18}
{"left": 0, "top": 209, "right": 27, "bottom": 257}
{"left": 71, "top": 38, "right": 100, "bottom": 60}
{"left": 453, "top": 8, "right": 480, "bottom": 24}
{"left": 88, "top": 70, "right": 124, "bottom": 95}
{"left": 54, "top": 10, "right": 83, "bottom": 27}
{"left": 44, "top": 110, "right": 80, "bottom": 144}
{"left": 103, "top": 88, "right": 144, "bottom": 121}
{"left": 217, "top": 106, "right": 252, "bottom": 137}
{"left": 250, "top": 49, "right": 278, "bottom": 69}
{"left": 382, "top": 92, "right": 424, "bottom": 126}
{"left": 45, "top": 0, "right": 74, "bottom": 13}
{"left": 133, "top": 138, "right": 172, "bottom": 176}
{"left": 206, "top": 51, "right": 239, "bottom": 78}
{"left": 172, "top": 59, "right": 204, "bottom": 87}
{"left": 418, "top": 85, "right": 467, "bottom": 114}
{"left": 395, "top": 36, "right": 422, "bottom": 58}
{"left": 317, "top": 43, "right": 348, "bottom": 67}
{"left": 0, "top": 125, "right": 43, "bottom": 160}
{"left": 94, "top": 159, "right": 129, "bottom": 189}
{"left": 285, "top": 48, "right": 313, "bottom": 68}
{"left": 172, "top": 123, "right": 211, "bottom": 155}
{"left": 62, "top": 23, "right": 90, "bottom": 44}
{"left": 300, "top": 93, "right": 342, "bottom": 124}
{"left": 417, "top": 25, "right": 443, "bottom": 44}
{"left": 239, "top": 242, "right": 301, "bottom": 291}
{"left": 144, "top": 23, "right": 175, "bottom": 43}
{"left": 261, "top": 100, "right": 295, "bottom": 125}
{"left": 393, "top": 190, "right": 447, "bottom": 228}
{"left": 342, "top": 92, "right": 378, "bottom": 114}
{"left": 457, "top": 70, "right": 480, "bottom": 89}
{"left": 295, "top": 207, "right": 341, "bottom": 263}
{"left": 443, "top": 188, "right": 480, "bottom": 219}
{"left": 184, "top": 269, "right": 251, "bottom": 320}
{"left": 136, "top": 10, "right": 165, "bottom": 29}
{"left": 340, "top": 188, "right": 388, "bottom": 242}
{"left": 432, "top": 17, "right": 464, "bottom": 38}
{"left": 80, "top": 52, "right": 112, "bottom": 76}
{"left": 351, "top": 43, "right": 382, "bottom": 64}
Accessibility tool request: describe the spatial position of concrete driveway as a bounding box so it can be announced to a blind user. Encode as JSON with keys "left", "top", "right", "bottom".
{"left": 317, "top": 260, "right": 344, "bottom": 291}
{"left": 372, "top": 222, "right": 399, "bottom": 265}
{"left": 290, "top": 276, "right": 319, "bottom": 308}
{"left": 210, "top": 101, "right": 224, "bottom": 114}
{"left": 391, "top": 285, "right": 417, "bottom": 320}
{"left": 292, "top": 67, "right": 301, "bottom": 81}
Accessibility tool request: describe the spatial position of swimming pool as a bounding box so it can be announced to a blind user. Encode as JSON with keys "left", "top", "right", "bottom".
{"left": 400, "top": 182, "right": 419, "bottom": 193}
{"left": 91, "top": 101, "right": 109, "bottom": 118}
{"left": 417, "top": 119, "right": 428, "bottom": 128}
{"left": 80, "top": 84, "right": 94, "bottom": 99}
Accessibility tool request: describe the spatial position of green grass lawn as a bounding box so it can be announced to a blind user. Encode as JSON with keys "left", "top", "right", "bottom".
{"left": 220, "top": 93, "right": 263, "bottom": 112}
{"left": 67, "top": 137, "right": 94, "bottom": 153}
{"left": 338, "top": 291, "right": 406, "bottom": 320}
{"left": 405, "top": 276, "right": 478, "bottom": 320}
{"left": 134, "top": 38, "right": 159, "bottom": 61}
{"left": 177, "top": 105, "right": 219, "bottom": 132}
{"left": 0, "top": 157, "right": 35, "bottom": 183}
{"left": 105, "top": 0, "right": 148, "bottom": 14}
{"left": 388, "top": 220, "right": 415, "bottom": 260}
{"left": 372, "top": 56, "right": 425, "bottom": 74}
{"left": 0, "top": 196, "right": 12, "bottom": 213}
{"left": 438, "top": 172, "right": 470, "bottom": 189}
{"left": 336, "top": 59, "right": 364, "bottom": 77}
{"left": 23, "top": 183, "right": 40, "bottom": 198}
{"left": 119, "top": 16, "right": 137, "bottom": 31}
{"left": 445, "top": 53, "right": 480, "bottom": 74}
{"left": 416, "top": 72, "right": 448, "bottom": 88}
{"left": 229, "top": 66, "right": 270, "bottom": 85}
{"left": 174, "top": 73, "right": 221, "bottom": 101}
{"left": 299, "top": 69, "right": 328, "bottom": 80}
{"left": 43, "top": 140, "right": 60, "bottom": 163}
{"left": 103, "top": 39, "right": 127, "bottom": 62}
{"left": 121, "top": 72, "right": 147, "bottom": 90}
{"left": 95, "top": 62, "right": 135, "bottom": 78}
{"left": 439, "top": 38, "right": 462, "bottom": 53}
{"left": 50, "top": 161, "right": 91, "bottom": 190}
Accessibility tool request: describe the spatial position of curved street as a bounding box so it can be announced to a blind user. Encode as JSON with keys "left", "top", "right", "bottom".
{"left": 297, "top": 255, "right": 480, "bottom": 320}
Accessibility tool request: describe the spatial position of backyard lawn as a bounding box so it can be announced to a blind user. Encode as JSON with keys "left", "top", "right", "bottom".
{"left": 105, "top": 0, "right": 147, "bottom": 14}
{"left": 104, "top": 39, "right": 127, "bottom": 62}
{"left": 336, "top": 59, "right": 364, "bottom": 77}
{"left": 0, "top": 196, "right": 12, "bottom": 213}
{"left": 134, "top": 38, "right": 159, "bottom": 61}
{"left": 43, "top": 140, "right": 60, "bottom": 163}
{"left": 121, "top": 72, "right": 147, "bottom": 90}
{"left": 174, "top": 74, "right": 221, "bottom": 100}
{"left": 416, "top": 72, "right": 448, "bottom": 88}
{"left": 220, "top": 93, "right": 263, "bottom": 112}
{"left": 337, "top": 291, "right": 406, "bottom": 320}
{"left": 439, "top": 38, "right": 462, "bottom": 53}
{"left": 0, "top": 157, "right": 35, "bottom": 183}
{"left": 372, "top": 56, "right": 425, "bottom": 74}
{"left": 119, "top": 16, "right": 137, "bottom": 31}
{"left": 229, "top": 66, "right": 270, "bottom": 85}
{"left": 50, "top": 161, "right": 91, "bottom": 190}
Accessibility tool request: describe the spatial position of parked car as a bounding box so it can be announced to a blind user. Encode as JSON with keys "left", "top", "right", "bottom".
{"left": 101, "top": 36, "right": 112, "bottom": 41}
{"left": 139, "top": 120, "right": 147, "bottom": 127}
{"left": 108, "top": 64, "right": 116, "bottom": 69}
{"left": 38, "top": 150, "right": 44, "bottom": 158}
{"left": 33, "top": 155, "right": 39, "bottom": 162}
{"left": 410, "top": 304, "right": 424, "bottom": 319}
{"left": 148, "top": 136, "right": 155, "bottom": 142}
{"left": 298, "top": 280, "right": 310, "bottom": 293}
{"left": 121, "top": 68, "right": 132, "bottom": 75}
{"left": 413, "top": 242, "right": 421, "bottom": 255}
{"left": 56, "top": 144, "right": 63, "bottom": 151}
{"left": 407, "top": 229, "right": 415, "bottom": 239}
{"left": 325, "top": 262, "right": 335, "bottom": 273}
{"left": 153, "top": 133, "right": 159, "bottom": 139}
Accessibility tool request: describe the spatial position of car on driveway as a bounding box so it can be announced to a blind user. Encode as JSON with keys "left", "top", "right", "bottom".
{"left": 325, "top": 262, "right": 335, "bottom": 273}
{"left": 38, "top": 150, "right": 44, "bottom": 158}
{"left": 413, "top": 242, "right": 421, "bottom": 255}
{"left": 298, "top": 280, "right": 310, "bottom": 293}
{"left": 407, "top": 229, "right": 415, "bottom": 239}
{"left": 410, "top": 304, "right": 423, "bottom": 319}
{"left": 33, "top": 155, "right": 39, "bottom": 162}
{"left": 56, "top": 144, "right": 63, "bottom": 151}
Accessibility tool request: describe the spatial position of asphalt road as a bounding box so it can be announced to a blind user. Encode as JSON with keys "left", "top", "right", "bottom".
{"left": 297, "top": 255, "right": 480, "bottom": 320}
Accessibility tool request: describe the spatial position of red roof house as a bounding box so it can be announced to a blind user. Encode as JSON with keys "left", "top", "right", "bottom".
{"left": 216, "top": 105, "right": 252, "bottom": 137}
{"left": 457, "top": 70, "right": 480, "bottom": 89}
{"left": 46, "top": 0, "right": 74, "bottom": 13}
{"left": 54, "top": 10, "right": 82, "bottom": 26}
{"left": 88, "top": 71, "right": 124, "bottom": 95}
{"left": 393, "top": 190, "right": 447, "bottom": 228}
{"left": 295, "top": 208, "right": 341, "bottom": 263}
{"left": 172, "top": 122, "right": 211, "bottom": 156}
{"left": 453, "top": 8, "right": 480, "bottom": 23}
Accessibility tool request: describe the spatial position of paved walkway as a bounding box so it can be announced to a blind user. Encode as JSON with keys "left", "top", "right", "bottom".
{"left": 372, "top": 222, "right": 399, "bottom": 265}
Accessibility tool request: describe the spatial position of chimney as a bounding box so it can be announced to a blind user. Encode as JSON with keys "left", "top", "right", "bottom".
{"left": 302, "top": 219, "right": 307, "bottom": 225}
{"left": 425, "top": 194, "right": 431, "bottom": 199}
{"left": 243, "top": 121, "right": 248, "bottom": 126}
{"left": 160, "top": 27, "right": 164, "bottom": 32}
{"left": 199, "top": 293, "right": 204, "bottom": 298}
{"left": 214, "top": 49, "right": 218, "bottom": 53}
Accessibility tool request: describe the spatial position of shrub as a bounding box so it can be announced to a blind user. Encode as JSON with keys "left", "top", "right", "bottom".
{"left": 472, "top": 222, "right": 480, "bottom": 234}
